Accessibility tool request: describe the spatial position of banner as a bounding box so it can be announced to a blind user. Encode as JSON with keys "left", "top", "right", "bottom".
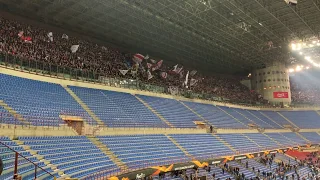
{"left": 273, "top": 92, "right": 289, "bottom": 98}
{"left": 119, "top": 70, "right": 129, "bottom": 76}
{"left": 71, "top": 45, "right": 79, "bottom": 53}
{"left": 47, "top": 32, "right": 53, "bottom": 42}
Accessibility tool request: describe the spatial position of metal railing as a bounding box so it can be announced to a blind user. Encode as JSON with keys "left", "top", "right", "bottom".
{"left": 0, "top": 140, "right": 56, "bottom": 180}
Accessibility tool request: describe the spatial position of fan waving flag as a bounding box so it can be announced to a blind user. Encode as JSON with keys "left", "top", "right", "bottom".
{"left": 22, "top": 36, "right": 32, "bottom": 43}
{"left": 190, "top": 78, "right": 198, "bottom": 86}
{"left": 147, "top": 63, "right": 153, "bottom": 69}
{"left": 184, "top": 71, "right": 189, "bottom": 88}
{"left": 152, "top": 60, "right": 163, "bottom": 71}
{"left": 160, "top": 72, "right": 167, "bottom": 79}
{"left": 18, "top": 31, "right": 24, "bottom": 38}
{"left": 133, "top": 54, "right": 144, "bottom": 63}
{"left": 71, "top": 45, "right": 79, "bottom": 53}
{"left": 147, "top": 70, "right": 153, "bottom": 80}
{"left": 62, "top": 34, "right": 69, "bottom": 39}
{"left": 119, "top": 70, "right": 129, "bottom": 76}
{"left": 47, "top": 32, "right": 53, "bottom": 42}
{"left": 190, "top": 70, "right": 197, "bottom": 76}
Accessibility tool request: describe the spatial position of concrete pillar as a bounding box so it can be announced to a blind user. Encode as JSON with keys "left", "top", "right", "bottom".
{"left": 251, "top": 62, "right": 291, "bottom": 105}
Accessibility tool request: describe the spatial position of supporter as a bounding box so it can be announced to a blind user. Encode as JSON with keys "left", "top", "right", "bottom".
{"left": 0, "top": 17, "right": 264, "bottom": 105}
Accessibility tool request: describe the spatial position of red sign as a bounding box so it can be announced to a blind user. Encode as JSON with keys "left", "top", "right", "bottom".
{"left": 273, "top": 92, "right": 289, "bottom": 98}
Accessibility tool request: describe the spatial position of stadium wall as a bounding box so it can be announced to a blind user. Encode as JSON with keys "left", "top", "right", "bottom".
{"left": 0, "top": 124, "right": 77, "bottom": 138}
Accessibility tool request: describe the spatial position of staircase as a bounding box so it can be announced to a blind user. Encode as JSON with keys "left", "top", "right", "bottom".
{"left": 241, "top": 134, "right": 262, "bottom": 148}
{"left": 295, "top": 132, "right": 311, "bottom": 144}
{"left": 16, "top": 140, "right": 63, "bottom": 178}
{"left": 179, "top": 101, "right": 214, "bottom": 127}
{"left": 211, "top": 134, "right": 236, "bottom": 152}
{"left": 246, "top": 110, "right": 275, "bottom": 128}
{"left": 262, "top": 133, "right": 281, "bottom": 146}
{"left": 134, "top": 95, "right": 174, "bottom": 128}
{"left": 87, "top": 136, "right": 128, "bottom": 171}
{"left": 235, "top": 110, "right": 257, "bottom": 126}
{"left": 165, "top": 134, "right": 192, "bottom": 158}
{"left": 259, "top": 112, "right": 283, "bottom": 128}
{"left": 63, "top": 86, "right": 104, "bottom": 126}
{"left": 0, "top": 100, "right": 27, "bottom": 124}
{"left": 216, "top": 106, "right": 248, "bottom": 128}
{"left": 277, "top": 112, "right": 299, "bottom": 128}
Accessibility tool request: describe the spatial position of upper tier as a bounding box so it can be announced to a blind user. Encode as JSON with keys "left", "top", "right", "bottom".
{"left": 0, "top": 70, "right": 320, "bottom": 129}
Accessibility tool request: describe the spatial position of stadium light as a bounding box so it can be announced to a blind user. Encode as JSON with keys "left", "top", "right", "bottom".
{"left": 306, "top": 66, "right": 310, "bottom": 69}
{"left": 299, "top": 52, "right": 303, "bottom": 55}
{"left": 291, "top": 43, "right": 296, "bottom": 50}
{"left": 288, "top": 68, "right": 294, "bottom": 73}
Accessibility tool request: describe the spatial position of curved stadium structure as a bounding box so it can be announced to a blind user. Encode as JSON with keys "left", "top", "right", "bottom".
{"left": 1, "top": 0, "right": 320, "bottom": 179}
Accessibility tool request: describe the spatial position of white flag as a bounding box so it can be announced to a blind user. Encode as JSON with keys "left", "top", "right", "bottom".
{"left": 71, "top": 45, "right": 79, "bottom": 53}
{"left": 119, "top": 69, "right": 128, "bottom": 76}
{"left": 18, "top": 31, "right": 24, "bottom": 37}
{"left": 147, "top": 70, "right": 153, "bottom": 80}
{"left": 190, "top": 70, "right": 197, "bottom": 76}
{"left": 131, "top": 70, "right": 137, "bottom": 77}
{"left": 144, "top": 54, "right": 149, "bottom": 60}
{"left": 184, "top": 71, "right": 189, "bottom": 88}
{"left": 47, "top": 32, "right": 53, "bottom": 42}
{"left": 190, "top": 78, "right": 198, "bottom": 86}
{"left": 62, "top": 34, "right": 69, "bottom": 39}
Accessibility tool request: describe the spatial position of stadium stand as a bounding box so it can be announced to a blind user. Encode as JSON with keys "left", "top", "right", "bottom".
{"left": 97, "top": 135, "right": 190, "bottom": 169}
{"left": 260, "top": 111, "right": 294, "bottom": 127}
{"left": 68, "top": 86, "right": 167, "bottom": 127}
{"left": 279, "top": 111, "right": 320, "bottom": 128}
{"left": 18, "top": 136, "right": 119, "bottom": 179}
{"left": 182, "top": 101, "right": 247, "bottom": 128}
{"left": 0, "top": 74, "right": 94, "bottom": 126}
{"left": 169, "top": 134, "right": 234, "bottom": 159}
{"left": 242, "top": 133, "right": 279, "bottom": 149}
{"left": 246, "top": 110, "right": 283, "bottom": 129}
{"left": 299, "top": 132, "right": 320, "bottom": 144}
{"left": 136, "top": 95, "right": 200, "bottom": 128}
{"left": 0, "top": 136, "right": 58, "bottom": 180}
{"left": 0, "top": 106, "right": 21, "bottom": 125}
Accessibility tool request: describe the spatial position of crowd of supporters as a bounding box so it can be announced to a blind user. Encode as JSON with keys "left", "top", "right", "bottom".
{"left": 290, "top": 70, "right": 320, "bottom": 105}
{"left": 0, "top": 17, "right": 263, "bottom": 104}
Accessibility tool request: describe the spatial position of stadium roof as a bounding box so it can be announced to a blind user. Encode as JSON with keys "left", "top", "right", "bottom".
{"left": 1, "top": 0, "right": 320, "bottom": 73}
